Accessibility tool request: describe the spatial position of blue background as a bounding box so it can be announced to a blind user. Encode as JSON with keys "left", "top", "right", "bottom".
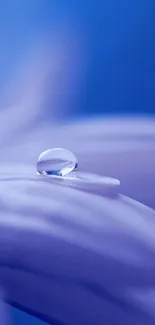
{"left": 0, "top": 0, "right": 155, "bottom": 119}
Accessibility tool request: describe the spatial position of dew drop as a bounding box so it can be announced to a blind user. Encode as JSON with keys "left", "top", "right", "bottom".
{"left": 37, "top": 148, "right": 78, "bottom": 177}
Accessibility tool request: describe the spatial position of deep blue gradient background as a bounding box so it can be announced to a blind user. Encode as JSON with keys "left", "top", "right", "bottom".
{"left": 0, "top": 0, "right": 155, "bottom": 118}
{"left": 0, "top": 1, "right": 154, "bottom": 324}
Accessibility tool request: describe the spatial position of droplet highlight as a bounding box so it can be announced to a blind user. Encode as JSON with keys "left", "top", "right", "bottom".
{"left": 37, "top": 148, "right": 78, "bottom": 177}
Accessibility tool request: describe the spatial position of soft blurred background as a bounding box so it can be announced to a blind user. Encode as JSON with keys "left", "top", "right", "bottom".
{"left": 0, "top": 0, "right": 154, "bottom": 324}
{"left": 0, "top": 0, "right": 155, "bottom": 120}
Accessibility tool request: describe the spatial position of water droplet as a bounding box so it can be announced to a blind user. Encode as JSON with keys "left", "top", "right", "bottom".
{"left": 37, "top": 148, "right": 78, "bottom": 177}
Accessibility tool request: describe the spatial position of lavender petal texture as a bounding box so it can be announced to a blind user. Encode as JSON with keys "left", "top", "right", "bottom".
{"left": 0, "top": 117, "right": 154, "bottom": 325}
